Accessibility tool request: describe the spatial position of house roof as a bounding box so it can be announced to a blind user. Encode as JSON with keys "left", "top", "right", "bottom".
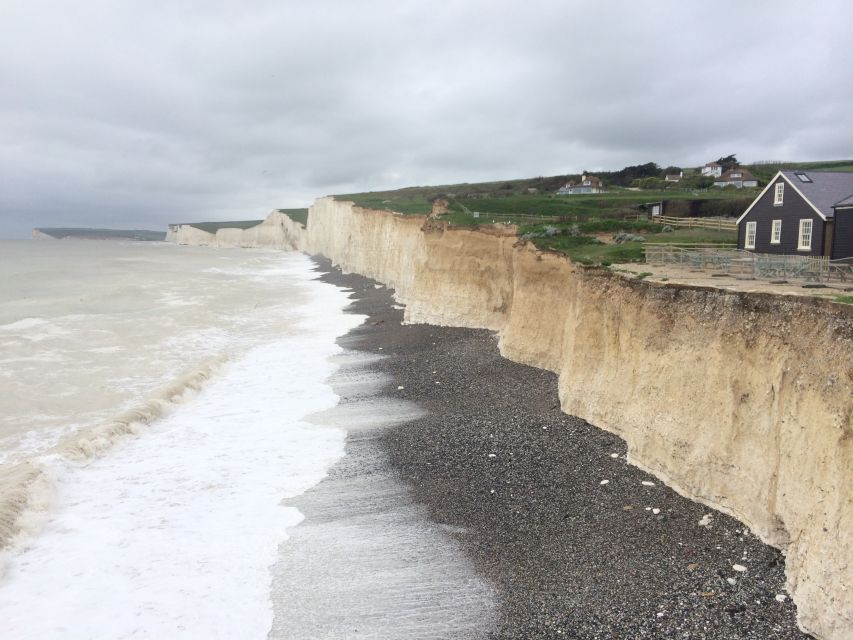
{"left": 781, "top": 171, "right": 853, "bottom": 217}
{"left": 736, "top": 170, "right": 853, "bottom": 224}
{"left": 833, "top": 193, "right": 853, "bottom": 209}
{"left": 716, "top": 168, "right": 757, "bottom": 182}
{"left": 568, "top": 176, "right": 602, "bottom": 187}
{"left": 704, "top": 161, "right": 721, "bottom": 167}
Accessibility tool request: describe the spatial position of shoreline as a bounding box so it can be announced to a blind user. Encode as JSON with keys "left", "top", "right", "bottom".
{"left": 314, "top": 257, "right": 810, "bottom": 639}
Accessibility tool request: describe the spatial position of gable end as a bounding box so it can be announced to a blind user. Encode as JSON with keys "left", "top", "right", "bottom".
{"left": 736, "top": 172, "right": 827, "bottom": 225}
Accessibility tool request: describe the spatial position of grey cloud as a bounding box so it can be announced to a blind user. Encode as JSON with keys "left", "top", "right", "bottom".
{"left": 1, "top": 0, "right": 851, "bottom": 237}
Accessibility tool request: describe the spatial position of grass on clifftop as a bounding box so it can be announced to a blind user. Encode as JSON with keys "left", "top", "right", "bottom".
{"left": 336, "top": 189, "right": 754, "bottom": 223}
{"left": 277, "top": 208, "right": 309, "bottom": 227}
{"left": 188, "top": 220, "right": 263, "bottom": 233}
{"left": 336, "top": 191, "right": 434, "bottom": 215}
{"left": 519, "top": 224, "right": 736, "bottom": 265}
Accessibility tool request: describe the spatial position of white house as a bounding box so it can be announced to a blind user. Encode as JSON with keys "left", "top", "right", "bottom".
{"left": 556, "top": 174, "right": 604, "bottom": 195}
{"left": 701, "top": 162, "right": 723, "bottom": 178}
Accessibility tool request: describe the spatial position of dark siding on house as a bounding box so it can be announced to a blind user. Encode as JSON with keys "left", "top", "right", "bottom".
{"left": 737, "top": 176, "right": 826, "bottom": 256}
{"left": 832, "top": 209, "right": 853, "bottom": 259}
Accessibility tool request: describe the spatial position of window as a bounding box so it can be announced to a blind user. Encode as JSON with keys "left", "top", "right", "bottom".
{"left": 795, "top": 172, "right": 812, "bottom": 183}
{"left": 774, "top": 182, "right": 784, "bottom": 205}
{"left": 771, "top": 219, "right": 782, "bottom": 244}
{"left": 798, "top": 219, "right": 813, "bottom": 251}
{"left": 745, "top": 221, "right": 757, "bottom": 249}
{"left": 731, "top": 172, "right": 741, "bottom": 178}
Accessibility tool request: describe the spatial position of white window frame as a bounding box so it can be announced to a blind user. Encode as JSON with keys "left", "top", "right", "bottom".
{"left": 798, "top": 219, "right": 813, "bottom": 251}
{"left": 744, "top": 221, "right": 757, "bottom": 249}
{"left": 774, "top": 182, "right": 784, "bottom": 206}
{"left": 770, "top": 219, "right": 782, "bottom": 244}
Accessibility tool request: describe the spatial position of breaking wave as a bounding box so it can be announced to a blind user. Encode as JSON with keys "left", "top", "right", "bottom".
{"left": 0, "top": 355, "right": 228, "bottom": 554}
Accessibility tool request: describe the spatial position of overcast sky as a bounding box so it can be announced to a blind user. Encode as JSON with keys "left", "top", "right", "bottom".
{"left": 1, "top": 0, "right": 851, "bottom": 237}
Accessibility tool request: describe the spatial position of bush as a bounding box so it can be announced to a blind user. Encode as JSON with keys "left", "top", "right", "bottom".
{"left": 613, "top": 232, "right": 646, "bottom": 244}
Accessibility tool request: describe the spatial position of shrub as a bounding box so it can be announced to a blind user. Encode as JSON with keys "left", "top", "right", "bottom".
{"left": 613, "top": 232, "right": 646, "bottom": 244}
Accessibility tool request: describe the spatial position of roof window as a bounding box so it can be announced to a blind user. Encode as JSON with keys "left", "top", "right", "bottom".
{"left": 795, "top": 172, "right": 812, "bottom": 183}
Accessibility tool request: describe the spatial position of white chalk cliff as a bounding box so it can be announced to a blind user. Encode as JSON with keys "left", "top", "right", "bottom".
{"left": 168, "top": 198, "right": 852, "bottom": 640}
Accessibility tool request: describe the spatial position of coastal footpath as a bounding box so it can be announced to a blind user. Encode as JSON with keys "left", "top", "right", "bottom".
{"left": 167, "top": 199, "right": 853, "bottom": 639}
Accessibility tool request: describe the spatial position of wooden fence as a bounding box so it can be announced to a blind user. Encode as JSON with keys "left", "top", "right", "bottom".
{"left": 651, "top": 216, "right": 738, "bottom": 232}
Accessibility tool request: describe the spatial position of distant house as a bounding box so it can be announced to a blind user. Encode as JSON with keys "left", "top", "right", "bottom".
{"left": 557, "top": 174, "right": 604, "bottom": 195}
{"left": 736, "top": 170, "right": 853, "bottom": 258}
{"left": 714, "top": 167, "right": 758, "bottom": 188}
{"left": 665, "top": 171, "right": 683, "bottom": 182}
{"left": 647, "top": 202, "right": 663, "bottom": 217}
{"left": 701, "top": 162, "right": 723, "bottom": 178}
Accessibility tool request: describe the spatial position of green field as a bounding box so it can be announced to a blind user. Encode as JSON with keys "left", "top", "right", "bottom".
{"left": 335, "top": 159, "right": 853, "bottom": 223}
{"left": 518, "top": 224, "right": 736, "bottom": 265}
{"left": 277, "top": 208, "right": 309, "bottom": 227}
{"left": 744, "top": 159, "right": 853, "bottom": 182}
{"left": 186, "top": 220, "right": 263, "bottom": 233}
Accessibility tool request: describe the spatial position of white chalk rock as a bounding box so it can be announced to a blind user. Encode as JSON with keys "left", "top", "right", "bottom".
{"left": 641, "top": 481, "right": 655, "bottom": 487}
{"left": 600, "top": 480, "right": 609, "bottom": 485}
{"left": 733, "top": 564, "right": 747, "bottom": 572}
{"left": 652, "top": 508, "right": 661, "bottom": 515}
{"left": 698, "top": 514, "right": 713, "bottom": 527}
{"left": 775, "top": 594, "right": 787, "bottom": 602}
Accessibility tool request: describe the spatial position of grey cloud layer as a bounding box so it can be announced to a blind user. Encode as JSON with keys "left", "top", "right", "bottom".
{"left": 1, "top": 0, "right": 851, "bottom": 237}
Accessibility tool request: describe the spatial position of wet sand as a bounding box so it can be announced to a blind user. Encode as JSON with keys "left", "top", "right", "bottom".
{"left": 314, "top": 258, "right": 811, "bottom": 639}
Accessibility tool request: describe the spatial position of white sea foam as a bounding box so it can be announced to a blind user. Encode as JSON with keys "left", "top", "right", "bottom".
{"left": 0, "top": 317, "right": 51, "bottom": 331}
{"left": 0, "top": 241, "right": 365, "bottom": 638}
{"left": 0, "top": 331, "right": 359, "bottom": 638}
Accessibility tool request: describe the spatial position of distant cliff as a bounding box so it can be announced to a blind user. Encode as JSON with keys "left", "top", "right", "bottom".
{"left": 165, "top": 213, "right": 302, "bottom": 249}
{"left": 32, "top": 228, "right": 166, "bottom": 241}
{"left": 168, "top": 198, "right": 853, "bottom": 640}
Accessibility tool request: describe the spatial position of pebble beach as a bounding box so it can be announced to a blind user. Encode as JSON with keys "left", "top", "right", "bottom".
{"left": 317, "top": 259, "right": 811, "bottom": 639}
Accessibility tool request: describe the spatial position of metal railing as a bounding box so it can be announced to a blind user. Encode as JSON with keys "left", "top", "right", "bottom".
{"left": 644, "top": 245, "right": 853, "bottom": 282}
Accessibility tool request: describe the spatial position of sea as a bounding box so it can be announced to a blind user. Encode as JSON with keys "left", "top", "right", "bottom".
{"left": 0, "top": 240, "right": 494, "bottom": 639}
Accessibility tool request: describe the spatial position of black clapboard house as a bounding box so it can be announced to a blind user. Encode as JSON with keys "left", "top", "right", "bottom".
{"left": 736, "top": 170, "right": 853, "bottom": 259}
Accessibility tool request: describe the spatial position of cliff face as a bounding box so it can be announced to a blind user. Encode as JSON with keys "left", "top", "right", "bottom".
{"left": 169, "top": 197, "right": 852, "bottom": 639}
{"left": 165, "top": 212, "right": 304, "bottom": 249}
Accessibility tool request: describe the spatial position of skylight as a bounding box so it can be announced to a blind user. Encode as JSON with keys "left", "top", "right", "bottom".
{"left": 795, "top": 172, "right": 812, "bottom": 183}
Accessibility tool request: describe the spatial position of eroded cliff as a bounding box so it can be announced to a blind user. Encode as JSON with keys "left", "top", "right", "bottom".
{"left": 169, "top": 197, "right": 852, "bottom": 639}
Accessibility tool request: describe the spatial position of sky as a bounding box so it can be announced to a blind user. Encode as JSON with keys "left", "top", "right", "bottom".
{"left": 1, "top": 0, "right": 851, "bottom": 238}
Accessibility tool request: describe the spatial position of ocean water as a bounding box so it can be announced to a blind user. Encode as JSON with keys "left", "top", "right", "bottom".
{"left": 0, "top": 240, "right": 496, "bottom": 639}
{"left": 0, "top": 240, "right": 363, "bottom": 637}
